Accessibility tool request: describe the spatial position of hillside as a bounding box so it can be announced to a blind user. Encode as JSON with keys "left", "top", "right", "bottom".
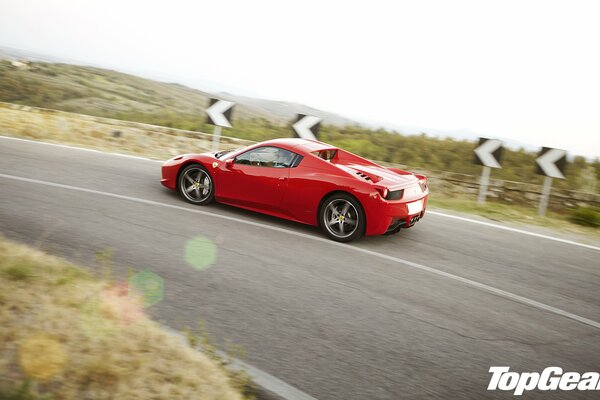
{"left": 0, "top": 59, "right": 598, "bottom": 192}
{"left": 217, "top": 93, "right": 356, "bottom": 126}
{"left": 0, "top": 58, "right": 353, "bottom": 125}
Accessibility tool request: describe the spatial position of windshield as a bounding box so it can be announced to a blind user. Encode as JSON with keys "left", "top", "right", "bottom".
{"left": 214, "top": 148, "right": 240, "bottom": 159}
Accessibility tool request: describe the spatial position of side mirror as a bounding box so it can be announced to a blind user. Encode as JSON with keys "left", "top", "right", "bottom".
{"left": 225, "top": 158, "right": 234, "bottom": 169}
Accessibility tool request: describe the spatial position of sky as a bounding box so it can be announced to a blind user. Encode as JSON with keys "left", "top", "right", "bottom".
{"left": 1, "top": 0, "right": 599, "bottom": 158}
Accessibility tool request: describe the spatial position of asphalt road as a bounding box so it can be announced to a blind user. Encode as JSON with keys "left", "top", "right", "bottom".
{"left": 1, "top": 136, "right": 599, "bottom": 399}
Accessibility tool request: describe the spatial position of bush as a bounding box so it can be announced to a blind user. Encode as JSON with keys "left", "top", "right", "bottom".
{"left": 0, "top": 382, "right": 49, "bottom": 400}
{"left": 570, "top": 206, "right": 600, "bottom": 228}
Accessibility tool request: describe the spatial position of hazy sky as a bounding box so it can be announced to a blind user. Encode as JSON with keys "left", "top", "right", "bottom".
{"left": 1, "top": 0, "right": 599, "bottom": 157}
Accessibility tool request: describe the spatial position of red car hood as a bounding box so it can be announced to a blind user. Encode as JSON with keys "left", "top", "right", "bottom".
{"left": 335, "top": 163, "right": 419, "bottom": 190}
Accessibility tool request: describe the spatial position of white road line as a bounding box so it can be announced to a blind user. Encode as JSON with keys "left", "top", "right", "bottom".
{"left": 427, "top": 211, "right": 600, "bottom": 252}
{"left": 161, "top": 325, "right": 318, "bottom": 400}
{"left": 230, "top": 358, "right": 318, "bottom": 400}
{"left": 0, "top": 135, "right": 162, "bottom": 163}
{"left": 2, "top": 135, "right": 597, "bottom": 252}
{"left": 2, "top": 172, "right": 599, "bottom": 332}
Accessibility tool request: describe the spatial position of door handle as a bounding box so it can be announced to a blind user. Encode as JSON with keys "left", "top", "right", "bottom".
{"left": 278, "top": 176, "right": 287, "bottom": 181}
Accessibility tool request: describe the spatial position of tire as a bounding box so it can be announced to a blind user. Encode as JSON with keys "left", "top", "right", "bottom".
{"left": 319, "top": 193, "right": 366, "bottom": 242}
{"left": 178, "top": 164, "right": 215, "bottom": 205}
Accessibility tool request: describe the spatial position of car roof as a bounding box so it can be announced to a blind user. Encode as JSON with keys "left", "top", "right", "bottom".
{"left": 258, "top": 138, "right": 336, "bottom": 154}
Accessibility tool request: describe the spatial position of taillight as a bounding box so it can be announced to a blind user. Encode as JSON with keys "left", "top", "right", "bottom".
{"left": 418, "top": 178, "right": 428, "bottom": 192}
{"left": 386, "top": 189, "right": 404, "bottom": 200}
{"left": 376, "top": 187, "right": 389, "bottom": 198}
{"left": 377, "top": 188, "right": 404, "bottom": 200}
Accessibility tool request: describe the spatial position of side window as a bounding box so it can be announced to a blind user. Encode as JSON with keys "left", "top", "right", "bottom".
{"left": 234, "top": 146, "right": 297, "bottom": 168}
{"left": 291, "top": 155, "right": 304, "bottom": 168}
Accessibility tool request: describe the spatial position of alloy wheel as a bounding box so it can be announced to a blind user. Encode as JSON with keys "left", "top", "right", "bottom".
{"left": 181, "top": 167, "right": 212, "bottom": 203}
{"left": 323, "top": 199, "right": 359, "bottom": 239}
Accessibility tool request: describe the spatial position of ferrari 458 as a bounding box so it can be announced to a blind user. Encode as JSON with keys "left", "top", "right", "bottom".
{"left": 161, "top": 138, "right": 428, "bottom": 242}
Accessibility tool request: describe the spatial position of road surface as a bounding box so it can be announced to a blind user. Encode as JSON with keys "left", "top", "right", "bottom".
{"left": 1, "top": 136, "right": 599, "bottom": 399}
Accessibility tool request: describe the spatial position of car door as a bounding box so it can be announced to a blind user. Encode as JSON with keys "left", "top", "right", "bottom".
{"left": 216, "top": 146, "right": 296, "bottom": 211}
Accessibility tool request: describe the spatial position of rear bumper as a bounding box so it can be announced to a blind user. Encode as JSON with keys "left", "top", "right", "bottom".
{"left": 364, "top": 194, "right": 428, "bottom": 236}
{"left": 384, "top": 213, "right": 425, "bottom": 234}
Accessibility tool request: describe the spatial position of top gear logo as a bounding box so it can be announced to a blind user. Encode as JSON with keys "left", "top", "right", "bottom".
{"left": 488, "top": 366, "right": 600, "bottom": 395}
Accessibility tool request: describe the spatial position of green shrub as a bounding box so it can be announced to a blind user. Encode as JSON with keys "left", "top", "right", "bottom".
{"left": 570, "top": 206, "right": 600, "bottom": 228}
{"left": 2, "top": 263, "right": 35, "bottom": 281}
{"left": 0, "top": 381, "right": 51, "bottom": 400}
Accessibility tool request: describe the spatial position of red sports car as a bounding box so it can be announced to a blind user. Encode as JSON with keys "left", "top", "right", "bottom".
{"left": 161, "top": 138, "right": 428, "bottom": 242}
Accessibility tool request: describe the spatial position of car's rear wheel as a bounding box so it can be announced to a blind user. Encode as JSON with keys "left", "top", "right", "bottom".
{"left": 320, "top": 193, "right": 365, "bottom": 242}
{"left": 178, "top": 164, "right": 215, "bottom": 205}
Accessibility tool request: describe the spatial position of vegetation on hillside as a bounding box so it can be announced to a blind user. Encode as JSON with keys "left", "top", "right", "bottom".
{"left": 0, "top": 60, "right": 598, "bottom": 192}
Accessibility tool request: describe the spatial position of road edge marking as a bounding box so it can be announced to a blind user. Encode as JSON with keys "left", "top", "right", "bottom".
{"left": 1, "top": 172, "right": 599, "bottom": 331}
{"left": 427, "top": 211, "right": 600, "bottom": 252}
{"left": 160, "top": 326, "right": 318, "bottom": 400}
{"left": 0, "top": 135, "right": 162, "bottom": 163}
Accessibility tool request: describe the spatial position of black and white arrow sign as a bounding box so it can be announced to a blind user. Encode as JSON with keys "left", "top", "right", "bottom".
{"left": 536, "top": 147, "right": 567, "bottom": 179}
{"left": 473, "top": 138, "right": 503, "bottom": 168}
{"left": 206, "top": 98, "right": 235, "bottom": 128}
{"left": 292, "top": 114, "right": 322, "bottom": 140}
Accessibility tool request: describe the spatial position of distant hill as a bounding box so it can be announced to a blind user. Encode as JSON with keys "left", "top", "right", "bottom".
{"left": 216, "top": 93, "right": 356, "bottom": 126}
{"left": 0, "top": 46, "right": 62, "bottom": 63}
{"left": 0, "top": 47, "right": 356, "bottom": 127}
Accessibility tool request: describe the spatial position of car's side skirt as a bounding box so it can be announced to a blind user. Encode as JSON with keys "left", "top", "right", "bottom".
{"left": 215, "top": 198, "right": 317, "bottom": 227}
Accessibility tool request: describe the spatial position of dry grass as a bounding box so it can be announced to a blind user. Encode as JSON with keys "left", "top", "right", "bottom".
{"left": 0, "top": 103, "right": 254, "bottom": 160}
{"left": 0, "top": 236, "right": 244, "bottom": 400}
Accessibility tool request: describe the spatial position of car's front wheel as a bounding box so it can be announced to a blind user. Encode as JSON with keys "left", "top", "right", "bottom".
{"left": 320, "top": 193, "right": 366, "bottom": 242}
{"left": 178, "top": 164, "right": 215, "bottom": 205}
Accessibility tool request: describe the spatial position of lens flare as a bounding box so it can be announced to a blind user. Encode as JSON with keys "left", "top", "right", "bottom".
{"left": 185, "top": 235, "right": 217, "bottom": 270}
{"left": 128, "top": 270, "right": 164, "bottom": 307}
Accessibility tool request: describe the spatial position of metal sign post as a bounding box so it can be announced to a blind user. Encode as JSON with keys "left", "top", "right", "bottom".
{"left": 477, "top": 166, "right": 491, "bottom": 205}
{"left": 211, "top": 125, "right": 222, "bottom": 152}
{"left": 538, "top": 176, "right": 553, "bottom": 216}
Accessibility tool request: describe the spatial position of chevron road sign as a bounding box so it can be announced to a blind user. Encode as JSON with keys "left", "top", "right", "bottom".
{"left": 292, "top": 114, "right": 322, "bottom": 141}
{"left": 536, "top": 147, "right": 567, "bottom": 179}
{"left": 535, "top": 147, "right": 568, "bottom": 216}
{"left": 473, "top": 138, "right": 503, "bottom": 168}
{"left": 206, "top": 98, "right": 235, "bottom": 151}
{"left": 206, "top": 98, "right": 235, "bottom": 128}
{"left": 473, "top": 138, "right": 504, "bottom": 204}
